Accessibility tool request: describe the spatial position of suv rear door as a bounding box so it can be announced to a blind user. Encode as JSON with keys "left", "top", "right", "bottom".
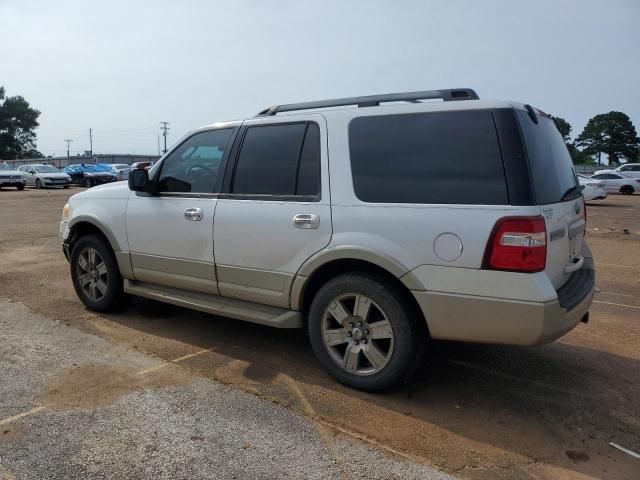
{"left": 213, "top": 115, "right": 331, "bottom": 308}
{"left": 516, "top": 109, "right": 585, "bottom": 289}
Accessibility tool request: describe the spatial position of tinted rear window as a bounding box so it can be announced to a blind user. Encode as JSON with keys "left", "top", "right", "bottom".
{"left": 349, "top": 110, "right": 508, "bottom": 204}
{"left": 516, "top": 110, "right": 578, "bottom": 204}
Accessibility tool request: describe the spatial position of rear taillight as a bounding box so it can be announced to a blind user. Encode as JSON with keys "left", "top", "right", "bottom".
{"left": 483, "top": 216, "right": 547, "bottom": 273}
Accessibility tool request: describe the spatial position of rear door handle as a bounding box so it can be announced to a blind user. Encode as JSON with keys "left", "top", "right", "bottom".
{"left": 184, "top": 207, "right": 203, "bottom": 221}
{"left": 564, "top": 255, "right": 584, "bottom": 274}
{"left": 292, "top": 213, "right": 320, "bottom": 229}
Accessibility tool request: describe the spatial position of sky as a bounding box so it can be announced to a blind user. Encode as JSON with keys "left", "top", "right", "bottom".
{"left": 1, "top": 0, "right": 639, "bottom": 157}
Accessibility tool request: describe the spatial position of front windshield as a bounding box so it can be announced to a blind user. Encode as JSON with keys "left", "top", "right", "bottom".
{"left": 0, "top": 163, "right": 9, "bottom": 171}
{"left": 34, "top": 165, "right": 60, "bottom": 173}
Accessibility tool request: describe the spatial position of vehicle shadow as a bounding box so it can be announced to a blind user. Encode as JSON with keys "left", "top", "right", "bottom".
{"left": 102, "top": 297, "right": 640, "bottom": 479}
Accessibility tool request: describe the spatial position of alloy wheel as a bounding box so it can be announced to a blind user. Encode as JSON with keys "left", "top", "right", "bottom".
{"left": 321, "top": 293, "right": 394, "bottom": 376}
{"left": 75, "top": 247, "right": 108, "bottom": 302}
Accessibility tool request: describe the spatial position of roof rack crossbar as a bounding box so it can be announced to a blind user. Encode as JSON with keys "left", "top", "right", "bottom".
{"left": 255, "top": 88, "right": 479, "bottom": 117}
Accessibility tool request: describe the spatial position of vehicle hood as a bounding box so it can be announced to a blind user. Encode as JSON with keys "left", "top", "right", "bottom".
{"left": 84, "top": 171, "right": 116, "bottom": 177}
{"left": 37, "top": 172, "right": 70, "bottom": 178}
{"left": 71, "top": 181, "right": 130, "bottom": 200}
{"left": 0, "top": 169, "right": 24, "bottom": 176}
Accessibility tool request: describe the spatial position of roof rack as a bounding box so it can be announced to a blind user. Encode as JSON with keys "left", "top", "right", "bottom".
{"left": 255, "top": 88, "right": 479, "bottom": 117}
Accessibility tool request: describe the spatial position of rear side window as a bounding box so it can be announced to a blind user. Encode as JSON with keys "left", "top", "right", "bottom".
{"left": 349, "top": 110, "right": 508, "bottom": 204}
{"left": 232, "top": 122, "right": 320, "bottom": 196}
{"left": 516, "top": 110, "right": 578, "bottom": 205}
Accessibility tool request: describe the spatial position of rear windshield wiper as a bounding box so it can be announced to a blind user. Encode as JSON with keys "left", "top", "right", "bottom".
{"left": 561, "top": 184, "right": 585, "bottom": 201}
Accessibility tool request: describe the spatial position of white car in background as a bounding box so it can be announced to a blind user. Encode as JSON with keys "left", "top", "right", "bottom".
{"left": 0, "top": 162, "right": 27, "bottom": 190}
{"left": 590, "top": 171, "right": 640, "bottom": 195}
{"left": 106, "top": 164, "right": 132, "bottom": 181}
{"left": 18, "top": 164, "right": 72, "bottom": 188}
{"left": 578, "top": 174, "right": 607, "bottom": 201}
{"left": 595, "top": 163, "right": 640, "bottom": 179}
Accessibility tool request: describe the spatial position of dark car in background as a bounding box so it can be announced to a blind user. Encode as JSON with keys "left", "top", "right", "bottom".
{"left": 63, "top": 164, "right": 117, "bottom": 188}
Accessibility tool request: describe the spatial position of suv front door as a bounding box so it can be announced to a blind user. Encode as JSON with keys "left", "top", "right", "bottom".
{"left": 213, "top": 115, "right": 331, "bottom": 308}
{"left": 125, "top": 128, "right": 236, "bottom": 294}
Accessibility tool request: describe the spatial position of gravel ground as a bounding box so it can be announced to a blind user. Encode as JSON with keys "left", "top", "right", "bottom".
{"left": 0, "top": 187, "right": 639, "bottom": 479}
{"left": 0, "top": 299, "right": 453, "bottom": 480}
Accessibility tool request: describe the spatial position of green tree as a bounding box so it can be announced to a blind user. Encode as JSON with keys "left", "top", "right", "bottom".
{"left": 553, "top": 116, "right": 572, "bottom": 142}
{"left": 575, "top": 111, "right": 640, "bottom": 165}
{"left": 0, "top": 86, "right": 43, "bottom": 160}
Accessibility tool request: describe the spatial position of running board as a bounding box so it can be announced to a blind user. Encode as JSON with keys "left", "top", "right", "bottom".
{"left": 123, "top": 280, "right": 303, "bottom": 328}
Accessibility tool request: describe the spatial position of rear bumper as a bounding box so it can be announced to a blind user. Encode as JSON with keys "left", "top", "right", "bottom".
{"left": 408, "top": 245, "right": 595, "bottom": 346}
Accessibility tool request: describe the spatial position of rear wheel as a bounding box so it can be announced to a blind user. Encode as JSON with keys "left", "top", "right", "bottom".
{"left": 620, "top": 185, "right": 634, "bottom": 195}
{"left": 308, "top": 273, "right": 423, "bottom": 392}
{"left": 70, "top": 234, "right": 125, "bottom": 312}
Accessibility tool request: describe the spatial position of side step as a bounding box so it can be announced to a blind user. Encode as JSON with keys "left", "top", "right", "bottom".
{"left": 123, "top": 280, "right": 303, "bottom": 328}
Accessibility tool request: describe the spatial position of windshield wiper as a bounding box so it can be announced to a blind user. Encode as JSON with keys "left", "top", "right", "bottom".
{"left": 561, "top": 184, "right": 585, "bottom": 201}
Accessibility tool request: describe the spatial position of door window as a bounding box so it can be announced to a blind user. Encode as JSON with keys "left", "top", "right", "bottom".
{"left": 157, "top": 129, "right": 234, "bottom": 193}
{"left": 231, "top": 122, "right": 320, "bottom": 197}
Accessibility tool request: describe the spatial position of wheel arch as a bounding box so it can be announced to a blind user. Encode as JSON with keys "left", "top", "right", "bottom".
{"left": 291, "top": 249, "right": 429, "bottom": 337}
{"left": 66, "top": 217, "right": 134, "bottom": 279}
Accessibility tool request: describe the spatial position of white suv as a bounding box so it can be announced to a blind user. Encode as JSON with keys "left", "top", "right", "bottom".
{"left": 60, "top": 89, "right": 594, "bottom": 391}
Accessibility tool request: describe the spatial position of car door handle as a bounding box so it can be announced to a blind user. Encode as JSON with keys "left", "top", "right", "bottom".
{"left": 184, "top": 207, "right": 203, "bottom": 221}
{"left": 292, "top": 213, "right": 320, "bottom": 229}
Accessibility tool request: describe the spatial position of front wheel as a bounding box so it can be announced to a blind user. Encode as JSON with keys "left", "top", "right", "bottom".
{"left": 308, "top": 273, "right": 423, "bottom": 392}
{"left": 17, "top": 184, "right": 25, "bottom": 191}
{"left": 36, "top": 179, "right": 42, "bottom": 189}
{"left": 84, "top": 178, "right": 93, "bottom": 188}
{"left": 70, "top": 234, "right": 125, "bottom": 312}
{"left": 620, "top": 185, "right": 634, "bottom": 195}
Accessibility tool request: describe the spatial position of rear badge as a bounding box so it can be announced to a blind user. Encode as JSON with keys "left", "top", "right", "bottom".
{"left": 542, "top": 207, "right": 553, "bottom": 220}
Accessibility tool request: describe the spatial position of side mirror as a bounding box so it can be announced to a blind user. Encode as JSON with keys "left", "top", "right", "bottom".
{"left": 128, "top": 168, "right": 149, "bottom": 192}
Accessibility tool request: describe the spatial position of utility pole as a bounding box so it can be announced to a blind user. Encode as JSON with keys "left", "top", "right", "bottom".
{"left": 89, "top": 128, "right": 93, "bottom": 162}
{"left": 160, "top": 121, "right": 170, "bottom": 154}
{"left": 157, "top": 134, "right": 161, "bottom": 156}
{"left": 64, "top": 139, "right": 73, "bottom": 168}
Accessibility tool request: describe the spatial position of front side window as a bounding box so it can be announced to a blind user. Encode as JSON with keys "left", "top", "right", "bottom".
{"left": 158, "top": 129, "right": 233, "bottom": 193}
{"left": 232, "top": 122, "right": 320, "bottom": 196}
{"left": 349, "top": 110, "right": 508, "bottom": 204}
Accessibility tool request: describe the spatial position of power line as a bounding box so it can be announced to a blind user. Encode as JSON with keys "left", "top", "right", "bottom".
{"left": 160, "top": 121, "right": 170, "bottom": 154}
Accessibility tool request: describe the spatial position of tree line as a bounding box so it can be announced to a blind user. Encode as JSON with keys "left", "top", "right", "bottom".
{"left": 0, "top": 86, "right": 43, "bottom": 160}
{"left": 554, "top": 112, "right": 639, "bottom": 165}
{"left": 1, "top": 85, "right": 639, "bottom": 165}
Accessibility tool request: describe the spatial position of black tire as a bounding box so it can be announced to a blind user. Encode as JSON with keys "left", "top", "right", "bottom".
{"left": 70, "top": 234, "right": 125, "bottom": 312}
{"left": 36, "top": 179, "right": 42, "bottom": 189}
{"left": 63, "top": 185, "right": 70, "bottom": 189}
{"left": 620, "top": 185, "right": 634, "bottom": 195}
{"left": 84, "top": 177, "right": 93, "bottom": 188}
{"left": 308, "top": 272, "right": 424, "bottom": 392}
{"left": 17, "top": 184, "right": 25, "bottom": 191}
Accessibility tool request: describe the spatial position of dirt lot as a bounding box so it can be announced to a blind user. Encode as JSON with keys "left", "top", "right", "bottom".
{"left": 1, "top": 186, "right": 639, "bottom": 479}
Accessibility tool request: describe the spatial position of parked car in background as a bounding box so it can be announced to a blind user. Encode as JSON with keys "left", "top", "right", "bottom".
{"left": 59, "top": 88, "right": 594, "bottom": 392}
{"left": 131, "top": 161, "right": 153, "bottom": 170}
{"left": 106, "top": 163, "right": 132, "bottom": 181}
{"left": 590, "top": 171, "right": 640, "bottom": 195}
{"left": 63, "top": 163, "right": 117, "bottom": 188}
{"left": 0, "top": 162, "right": 27, "bottom": 190}
{"left": 595, "top": 163, "right": 640, "bottom": 179}
{"left": 18, "top": 164, "right": 72, "bottom": 188}
{"left": 578, "top": 174, "right": 607, "bottom": 201}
